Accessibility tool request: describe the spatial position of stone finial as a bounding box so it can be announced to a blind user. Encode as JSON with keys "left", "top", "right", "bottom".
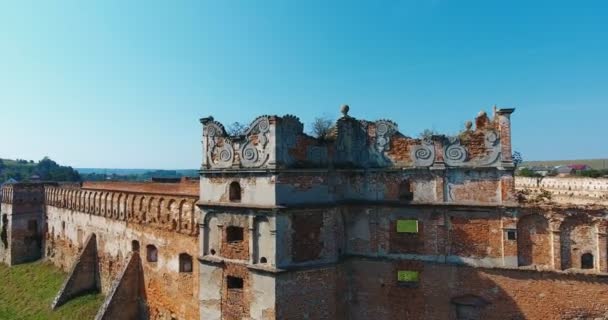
{"left": 341, "top": 104, "right": 350, "bottom": 118}
{"left": 465, "top": 120, "right": 473, "bottom": 131}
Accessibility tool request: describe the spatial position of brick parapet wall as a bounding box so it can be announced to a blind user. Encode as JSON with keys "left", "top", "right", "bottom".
{"left": 45, "top": 206, "right": 199, "bottom": 319}
{"left": 45, "top": 185, "right": 199, "bottom": 236}
{"left": 83, "top": 179, "right": 199, "bottom": 197}
{"left": 516, "top": 177, "right": 608, "bottom": 205}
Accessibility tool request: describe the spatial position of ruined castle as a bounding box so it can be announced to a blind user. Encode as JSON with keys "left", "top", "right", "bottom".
{"left": 2, "top": 106, "right": 608, "bottom": 320}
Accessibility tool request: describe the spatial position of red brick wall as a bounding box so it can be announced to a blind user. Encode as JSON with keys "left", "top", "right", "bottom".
{"left": 450, "top": 216, "right": 493, "bottom": 258}
{"left": 83, "top": 179, "right": 199, "bottom": 196}
{"left": 221, "top": 263, "right": 250, "bottom": 320}
{"left": 292, "top": 213, "right": 324, "bottom": 262}
{"left": 517, "top": 214, "right": 551, "bottom": 267}
{"left": 221, "top": 227, "right": 250, "bottom": 261}
{"left": 276, "top": 267, "right": 346, "bottom": 319}
{"left": 389, "top": 220, "right": 425, "bottom": 254}
{"left": 345, "top": 259, "right": 608, "bottom": 320}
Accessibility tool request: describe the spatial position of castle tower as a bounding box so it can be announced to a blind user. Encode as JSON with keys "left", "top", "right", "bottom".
{"left": 0, "top": 183, "right": 46, "bottom": 265}
{"left": 197, "top": 107, "right": 516, "bottom": 319}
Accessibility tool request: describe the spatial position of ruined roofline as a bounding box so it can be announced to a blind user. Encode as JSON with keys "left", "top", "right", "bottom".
{"left": 199, "top": 105, "right": 515, "bottom": 142}
{"left": 200, "top": 105, "right": 515, "bottom": 170}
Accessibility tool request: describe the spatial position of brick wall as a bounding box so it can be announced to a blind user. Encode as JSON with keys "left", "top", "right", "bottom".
{"left": 83, "top": 178, "right": 199, "bottom": 196}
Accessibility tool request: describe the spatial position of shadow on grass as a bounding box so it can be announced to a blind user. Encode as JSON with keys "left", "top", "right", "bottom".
{"left": 0, "top": 261, "right": 103, "bottom": 320}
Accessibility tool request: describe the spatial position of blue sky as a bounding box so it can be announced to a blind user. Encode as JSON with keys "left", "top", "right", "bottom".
{"left": 1, "top": 1, "right": 607, "bottom": 169}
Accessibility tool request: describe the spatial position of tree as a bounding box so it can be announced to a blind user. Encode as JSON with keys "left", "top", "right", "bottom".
{"left": 310, "top": 116, "right": 335, "bottom": 141}
{"left": 512, "top": 151, "right": 523, "bottom": 168}
{"left": 418, "top": 129, "right": 439, "bottom": 140}
{"left": 227, "top": 122, "right": 249, "bottom": 136}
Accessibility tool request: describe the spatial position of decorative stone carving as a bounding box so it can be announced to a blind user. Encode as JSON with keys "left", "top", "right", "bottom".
{"left": 443, "top": 130, "right": 501, "bottom": 167}
{"left": 444, "top": 137, "right": 468, "bottom": 166}
{"left": 204, "top": 121, "right": 234, "bottom": 169}
{"left": 411, "top": 138, "right": 435, "bottom": 167}
{"left": 240, "top": 116, "right": 271, "bottom": 168}
{"left": 374, "top": 120, "right": 397, "bottom": 153}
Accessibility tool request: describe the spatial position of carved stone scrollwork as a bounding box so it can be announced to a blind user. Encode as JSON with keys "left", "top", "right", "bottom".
{"left": 444, "top": 137, "right": 468, "bottom": 166}
{"left": 374, "top": 120, "right": 397, "bottom": 153}
{"left": 204, "top": 121, "right": 234, "bottom": 169}
{"left": 411, "top": 138, "right": 435, "bottom": 167}
{"left": 240, "top": 116, "right": 271, "bottom": 168}
{"left": 475, "top": 130, "right": 500, "bottom": 166}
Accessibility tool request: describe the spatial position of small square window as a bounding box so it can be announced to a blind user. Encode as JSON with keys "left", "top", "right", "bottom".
{"left": 397, "top": 270, "right": 420, "bottom": 283}
{"left": 506, "top": 230, "right": 517, "bottom": 241}
{"left": 396, "top": 220, "right": 418, "bottom": 233}
{"left": 227, "top": 276, "right": 243, "bottom": 289}
{"left": 226, "top": 226, "right": 244, "bottom": 242}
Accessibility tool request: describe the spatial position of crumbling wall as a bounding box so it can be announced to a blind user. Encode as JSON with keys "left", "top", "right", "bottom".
{"left": 276, "top": 266, "right": 345, "bottom": 320}
{"left": 83, "top": 179, "right": 199, "bottom": 196}
{"left": 344, "top": 259, "right": 608, "bottom": 320}
{"left": 516, "top": 213, "right": 551, "bottom": 267}
{"left": 52, "top": 233, "right": 100, "bottom": 309}
{"left": 44, "top": 187, "right": 200, "bottom": 320}
{"left": 516, "top": 177, "right": 608, "bottom": 205}
{"left": 95, "top": 252, "right": 147, "bottom": 320}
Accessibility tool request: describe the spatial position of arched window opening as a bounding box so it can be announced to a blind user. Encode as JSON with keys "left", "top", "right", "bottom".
{"left": 581, "top": 253, "right": 594, "bottom": 269}
{"left": 259, "top": 257, "right": 267, "bottom": 264}
{"left": 399, "top": 179, "right": 414, "bottom": 201}
{"left": 179, "top": 253, "right": 193, "bottom": 273}
{"left": 132, "top": 240, "right": 140, "bottom": 252}
{"left": 146, "top": 245, "right": 158, "bottom": 262}
{"left": 229, "top": 182, "right": 241, "bottom": 202}
{"left": 226, "top": 226, "right": 244, "bottom": 242}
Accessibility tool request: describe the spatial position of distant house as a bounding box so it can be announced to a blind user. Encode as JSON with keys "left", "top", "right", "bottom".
{"left": 568, "top": 164, "right": 590, "bottom": 172}
{"left": 554, "top": 164, "right": 590, "bottom": 176}
{"left": 530, "top": 166, "right": 552, "bottom": 176}
{"left": 556, "top": 165, "right": 574, "bottom": 176}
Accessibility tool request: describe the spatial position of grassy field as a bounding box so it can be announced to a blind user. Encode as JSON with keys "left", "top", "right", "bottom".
{"left": 0, "top": 261, "right": 103, "bottom": 320}
{"left": 522, "top": 158, "right": 608, "bottom": 170}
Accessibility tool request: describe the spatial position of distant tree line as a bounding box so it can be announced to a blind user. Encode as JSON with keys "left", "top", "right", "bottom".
{"left": 80, "top": 170, "right": 192, "bottom": 182}
{"left": 0, "top": 157, "right": 81, "bottom": 183}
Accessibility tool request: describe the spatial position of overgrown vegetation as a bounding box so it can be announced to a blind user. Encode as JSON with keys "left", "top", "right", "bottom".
{"left": 517, "top": 167, "right": 543, "bottom": 177}
{"left": 310, "top": 116, "right": 335, "bottom": 141}
{"left": 0, "top": 157, "right": 80, "bottom": 183}
{"left": 515, "top": 188, "right": 553, "bottom": 204}
{"left": 227, "top": 122, "right": 249, "bottom": 136}
{"left": 0, "top": 261, "right": 103, "bottom": 319}
{"left": 574, "top": 169, "right": 608, "bottom": 178}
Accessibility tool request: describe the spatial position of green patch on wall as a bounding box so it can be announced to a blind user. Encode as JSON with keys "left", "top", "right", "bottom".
{"left": 397, "top": 270, "right": 419, "bottom": 282}
{"left": 0, "top": 261, "right": 103, "bottom": 319}
{"left": 396, "top": 219, "right": 418, "bottom": 233}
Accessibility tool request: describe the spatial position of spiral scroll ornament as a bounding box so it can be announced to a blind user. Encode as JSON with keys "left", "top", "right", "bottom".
{"left": 240, "top": 143, "right": 259, "bottom": 163}
{"left": 485, "top": 130, "right": 498, "bottom": 145}
{"left": 411, "top": 140, "right": 435, "bottom": 167}
{"left": 444, "top": 142, "right": 467, "bottom": 165}
{"left": 415, "top": 146, "right": 433, "bottom": 160}
{"left": 376, "top": 122, "right": 389, "bottom": 136}
{"left": 219, "top": 148, "right": 233, "bottom": 162}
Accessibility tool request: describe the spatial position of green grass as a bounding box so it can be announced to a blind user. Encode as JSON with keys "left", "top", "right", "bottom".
{"left": 522, "top": 158, "right": 608, "bottom": 170}
{"left": 0, "top": 261, "right": 103, "bottom": 320}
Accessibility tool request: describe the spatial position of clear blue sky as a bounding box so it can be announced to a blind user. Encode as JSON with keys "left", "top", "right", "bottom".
{"left": 1, "top": 1, "right": 607, "bottom": 169}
